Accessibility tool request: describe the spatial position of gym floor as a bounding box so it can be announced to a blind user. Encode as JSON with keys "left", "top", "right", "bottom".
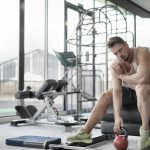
{"left": 0, "top": 119, "right": 140, "bottom": 150}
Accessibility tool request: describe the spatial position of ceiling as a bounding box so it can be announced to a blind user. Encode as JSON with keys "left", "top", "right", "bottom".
{"left": 130, "top": 0, "right": 150, "bottom": 13}
{"left": 109, "top": 0, "right": 150, "bottom": 18}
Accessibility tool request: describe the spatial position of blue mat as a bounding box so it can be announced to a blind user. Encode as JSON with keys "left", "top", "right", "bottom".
{"left": 6, "top": 135, "right": 61, "bottom": 149}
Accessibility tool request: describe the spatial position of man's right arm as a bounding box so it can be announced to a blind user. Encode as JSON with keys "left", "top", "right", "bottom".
{"left": 111, "top": 68, "right": 123, "bottom": 133}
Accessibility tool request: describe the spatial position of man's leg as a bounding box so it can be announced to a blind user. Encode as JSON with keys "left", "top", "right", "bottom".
{"left": 82, "top": 86, "right": 136, "bottom": 134}
{"left": 135, "top": 84, "right": 150, "bottom": 150}
{"left": 67, "top": 89, "right": 113, "bottom": 143}
{"left": 83, "top": 89, "right": 113, "bottom": 133}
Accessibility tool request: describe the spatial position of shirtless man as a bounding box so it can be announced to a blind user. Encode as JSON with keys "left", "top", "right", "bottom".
{"left": 67, "top": 36, "right": 150, "bottom": 150}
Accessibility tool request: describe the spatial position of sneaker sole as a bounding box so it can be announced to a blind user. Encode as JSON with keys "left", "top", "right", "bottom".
{"left": 67, "top": 139, "right": 92, "bottom": 144}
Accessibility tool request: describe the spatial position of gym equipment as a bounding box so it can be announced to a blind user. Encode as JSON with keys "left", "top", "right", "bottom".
{"left": 101, "top": 103, "right": 150, "bottom": 136}
{"left": 114, "top": 127, "right": 128, "bottom": 150}
{"left": 54, "top": 50, "right": 98, "bottom": 101}
{"left": 65, "top": 4, "right": 134, "bottom": 105}
{"left": 5, "top": 135, "right": 61, "bottom": 149}
{"left": 14, "top": 105, "right": 38, "bottom": 119}
{"left": 11, "top": 79, "right": 78, "bottom": 130}
{"left": 15, "top": 86, "right": 35, "bottom": 99}
{"left": 55, "top": 50, "right": 98, "bottom": 121}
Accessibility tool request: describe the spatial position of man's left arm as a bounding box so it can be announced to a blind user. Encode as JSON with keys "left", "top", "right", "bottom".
{"left": 119, "top": 47, "right": 150, "bottom": 84}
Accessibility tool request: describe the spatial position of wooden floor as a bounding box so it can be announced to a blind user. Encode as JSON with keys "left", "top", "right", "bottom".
{"left": 0, "top": 119, "right": 140, "bottom": 150}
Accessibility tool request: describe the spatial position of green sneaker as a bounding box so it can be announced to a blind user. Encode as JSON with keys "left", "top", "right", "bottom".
{"left": 66, "top": 128, "right": 92, "bottom": 143}
{"left": 138, "top": 126, "right": 150, "bottom": 150}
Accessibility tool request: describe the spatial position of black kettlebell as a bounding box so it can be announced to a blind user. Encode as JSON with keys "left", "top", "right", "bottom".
{"left": 114, "top": 127, "right": 128, "bottom": 150}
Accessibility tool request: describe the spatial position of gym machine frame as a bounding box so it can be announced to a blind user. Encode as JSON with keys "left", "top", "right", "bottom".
{"left": 64, "top": 2, "right": 135, "bottom": 122}
{"left": 11, "top": 79, "right": 78, "bottom": 131}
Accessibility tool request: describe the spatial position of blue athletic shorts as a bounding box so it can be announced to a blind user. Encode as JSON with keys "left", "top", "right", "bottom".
{"left": 122, "top": 86, "right": 137, "bottom": 106}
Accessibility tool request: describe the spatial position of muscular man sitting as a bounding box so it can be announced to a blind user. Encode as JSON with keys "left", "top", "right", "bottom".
{"left": 67, "top": 36, "right": 150, "bottom": 150}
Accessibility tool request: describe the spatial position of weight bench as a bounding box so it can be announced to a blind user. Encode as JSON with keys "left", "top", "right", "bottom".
{"left": 101, "top": 103, "right": 150, "bottom": 136}
{"left": 11, "top": 79, "right": 78, "bottom": 131}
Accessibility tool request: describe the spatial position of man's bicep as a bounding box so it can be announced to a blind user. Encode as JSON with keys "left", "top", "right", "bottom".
{"left": 137, "top": 49, "right": 150, "bottom": 75}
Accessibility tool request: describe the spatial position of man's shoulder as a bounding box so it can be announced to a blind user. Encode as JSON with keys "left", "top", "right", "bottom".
{"left": 136, "top": 46, "right": 150, "bottom": 62}
{"left": 137, "top": 46, "right": 149, "bottom": 52}
{"left": 134, "top": 46, "right": 150, "bottom": 58}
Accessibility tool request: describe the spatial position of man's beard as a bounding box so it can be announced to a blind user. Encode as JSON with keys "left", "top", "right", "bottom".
{"left": 121, "top": 55, "right": 129, "bottom": 62}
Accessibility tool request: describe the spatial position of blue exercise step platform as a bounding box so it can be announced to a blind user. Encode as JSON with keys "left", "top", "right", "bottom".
{"left": 5, "top": 135, "right": 61, "bottom": 149}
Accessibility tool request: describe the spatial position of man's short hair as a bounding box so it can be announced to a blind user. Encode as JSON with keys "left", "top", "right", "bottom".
{"left": 107, "top": 36, "right": 125, "bottom": 48}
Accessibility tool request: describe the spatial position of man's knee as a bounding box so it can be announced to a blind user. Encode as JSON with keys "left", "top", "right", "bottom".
{"left": 135, "top": 84, "right": 150, "bottom": 100}
{"left": 99, "top": 89, "right": 112, "bottom": 103}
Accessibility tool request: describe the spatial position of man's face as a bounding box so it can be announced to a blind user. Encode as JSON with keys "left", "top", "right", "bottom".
{"left": 110, "top": 43, "right": 129, "bottom": 62}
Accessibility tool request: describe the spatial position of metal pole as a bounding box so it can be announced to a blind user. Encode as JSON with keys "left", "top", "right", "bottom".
{"left": 92, "top": 10, "right": 96, "bottom": 106}
{"left": 77, "top": 11, "right": 82, "bottom": 117}
{"left": 44, "top": 0, "right": 48, "bottom": 80}
{"left": 64, "top": 0, "right": 68, "bottom": 111}
{"left": 134, "top": 15, "right": 136, "bottom": 47}
{"left": 106, "top": 0, "right": 108, "bottom": 90}
{"left": 19, "top": 0, "right": 25, "bottom": 105}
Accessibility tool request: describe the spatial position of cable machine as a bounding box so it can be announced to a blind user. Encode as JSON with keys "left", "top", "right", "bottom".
{"left": 64, "top": 3, "right": 134, "bottom": 119}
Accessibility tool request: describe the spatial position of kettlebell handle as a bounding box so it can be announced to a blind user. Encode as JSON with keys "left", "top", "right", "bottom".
{"left": 121, "top": 127, "right": 128, "bottom": 139}
{"left": 115, "top": 127, "right": 128, "bottom": 139}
